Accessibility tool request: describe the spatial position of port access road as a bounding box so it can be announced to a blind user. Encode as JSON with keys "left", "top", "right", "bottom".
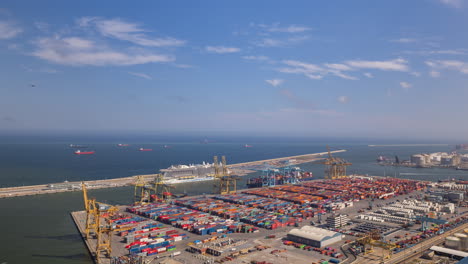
{"left": 354, "top": 222, "right": 468, "bottom": 264}
{"left": 0, "top": 150, "right": 345, "bottom": 198}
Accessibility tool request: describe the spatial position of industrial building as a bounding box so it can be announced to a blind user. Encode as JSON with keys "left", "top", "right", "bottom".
{"left": 326, "top": 214, "right": 349, "bottom": 228}
{"left": 287, "top": 226, "right": 343, "bottom": 248}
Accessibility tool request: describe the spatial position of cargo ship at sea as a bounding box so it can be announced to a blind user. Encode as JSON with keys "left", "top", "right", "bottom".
{"left": 74, "top": 150, "right": 95, "bottom": 155}
{"left": 246, "top": 167, "right": 312, "bottom": 188}
{"left": 139, "top": 148, "right": 152, "bottom": 151}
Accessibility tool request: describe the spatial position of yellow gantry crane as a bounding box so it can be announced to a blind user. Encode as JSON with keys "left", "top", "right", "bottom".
{"left": 133, "top": 174, "right": 175, "bottom": 204}
{"left": 321, "top": 145, "right": 352, "bottom": 179}
{"left": 81, "top": 182, "right": 120, "bottom": 263}
{"left": 213, "top": 156, "right": 237, "bottom": 195}
{"left": 356, "top": 230, "right": 396, "bottom": 261}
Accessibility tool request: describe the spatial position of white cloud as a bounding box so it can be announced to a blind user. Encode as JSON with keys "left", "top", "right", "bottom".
{"left": 205, "top": 46, "right": 240, "bottom": 54}
{"left": 391, "top": 38, "right": 417, "bottom": 43}
{"left": 280, "top": 60, "right": 359, "bottom": 80}
{"left": 338, "top": 96, "right": 349, "bottom": 104}
{"left": 400, "top": 82, "right": 412, "bottom": 90}
{"left": 78, "top": 17, "right": 185, "bottom": 47}
{"left": 345, "top": 58, "right": 409, "bottom": 72}
{"left": 242, "top": 55, "right": 270, "bottom": 61}
{"left": 439, "top": 0, "right": 463, "bottom": 8}
{"left": 32, "top": 36, "right": 175, "bottom": 66}
{"left": 324, "top": 63, "right": 353, "bottom": 71}
{"left": 430, "top": 70, "right": 441, "bottom": 77}
{"left": 129, "top": 72, "right": 152, "bottom": 80}
{"left": 255, "top": 36, "right": 309, "bottom": 47}
{"left": 253, "top": 23, "right": 312, "bottom": 33}
{"left": 0, "top": 21, "right": 22, "bottom": 39}
{"left": 410, "top": 72, "right": 421, "bottom": 77}
{"left": 403, "top": 49, "right": 468, "bottom": 56}
{"left": 265, "top": 79, "right": 284, "bottom": 87}
{"left": 364, "top": 72, "right": 374, "bottom": 78}
{"left": 426, "top": 60, "right": 468, "bottom": 74}
{"left": 279, "top": 60, "right": 324, "bottom": 80}
{"left": 268, "top": 25, "right": 311, "bottom": 33}
{"left": 278, "top": 58, "right": 411, "bottom": 81}
{"left": 173, "top": 64, "right": 193, "bottom": 69}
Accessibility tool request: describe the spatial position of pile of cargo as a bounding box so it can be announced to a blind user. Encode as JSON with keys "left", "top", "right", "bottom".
{"left": 213, "top": 194, "right": 317, "bottom": 218}
{"left": 243, "top": 188, "right": 323, "bottom": 204}
{"left": 117, "top": 220, "right": 187, "bottom": 257}
{"left": 127, "top": 202, "right": 259, "bottom": 235}
{"left": 176, "top": 196, "right": 301, "bottom": 229}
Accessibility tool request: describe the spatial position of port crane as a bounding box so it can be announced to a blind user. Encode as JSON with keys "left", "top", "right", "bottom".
{"left": 356, "top": 229, "right": 396, "bottom": 261}
{"left": 81, "top": 182, "right": 127, "bottom": 263}
{"left": 320, "top": 146, "right": 352, "bottom": 179}
{"left": 133, "top": 174, "right": 175, "bottom": 204}
{"left": 213, "top": 156, "right": 238, "bottom": 195}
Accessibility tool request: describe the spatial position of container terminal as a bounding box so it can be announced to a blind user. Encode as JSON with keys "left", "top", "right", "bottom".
{"left": 71, "top": 150, "right": 468, "bottom": 264}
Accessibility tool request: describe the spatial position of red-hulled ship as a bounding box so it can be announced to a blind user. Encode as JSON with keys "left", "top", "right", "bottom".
{"left": 117, "top": 143, "right": 129, "bottom": 147}
{"left": 74, "top": 150, "right": 95, "bottom": 155}
{"left": 139, "top": 148, "right": 152, "bottom": 151}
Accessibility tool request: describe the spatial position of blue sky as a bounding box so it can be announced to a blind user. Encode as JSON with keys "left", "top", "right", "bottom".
{"left": 1, "top": 0, "right": 468, "bottom": 140}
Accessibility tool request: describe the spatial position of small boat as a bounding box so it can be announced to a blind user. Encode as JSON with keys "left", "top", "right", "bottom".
{"left": 163, "top": 145, "right": 171, "bottom": 149}
{"left": 244, "top": 144, "right": 252, "bottom": 148}
{"left": 139, "top": 148, "right": 152, "bottom": 151}
{"left": 74, "top": 150, "right": 95, "bottom": 155}
{"left": 117, "top": 143, "right": 129, "bottom": 147}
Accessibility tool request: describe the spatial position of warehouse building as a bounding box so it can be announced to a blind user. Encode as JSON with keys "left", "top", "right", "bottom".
{"left": 287, "top": 226, "right": 343, "bottom": 248}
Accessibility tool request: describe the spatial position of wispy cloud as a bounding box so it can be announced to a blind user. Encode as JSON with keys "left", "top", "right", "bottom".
{"left": 277, "top": 58, "right": 409, "bottom": 81}
{"left": 403, "top": 49, "right": 468, "bottom": 56}
{"left": 390, "top": 38, "right": 417, "bottom": 43}
{"left": 265, "top": 79, "right": 284, "bottom": 87}
{"left": 173, "top": 64, "right": 193, "bottom": 69}
{"left": 32, "top": 36, "right": 174, "bottom": 66}
{"left": 78, "top": 17, "right": 185, "bottom": 47}
{"left": 129, "top": 72, "right": 152, "bottom": 80}
{"left": 267, "top": 25, "right": 311, "bottom": 33}
{"left": 430, "top": 70, "right": 441, "bottom": 77}
{"left": 400, "top": 82, "right": 412, "bottom": 90}
{"left": 254, "top": 23, "right": 312, "bottom": 33}
{"left": 338, "top": 96, "right": 349, "bottom": 104}
{"left": 205, "top": 46, "right": 240, "bottom": 54}
{"left": 345, "top": 58, "right": 409, "bottom": 72}
{"left": 0, "top": 20, "right": 22, "bottom": 39}
{"left": 426, "top": 60, "right": 468, "bottom": 74}
{"left": 255, "top": 36, "right": 309, "bottom": 47}
{"left": 279, "top": 60, "right": 324, "bottom": 80}
{"left": 242, "top": 55, "right": 271, "bottom": 62}
{"left": 439, "top": 0, "right": 463, "bottom": 8}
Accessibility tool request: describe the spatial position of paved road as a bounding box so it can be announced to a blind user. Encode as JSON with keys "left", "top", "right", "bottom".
{"left": 384, "top": 222, "right": 468, "bottom": 264}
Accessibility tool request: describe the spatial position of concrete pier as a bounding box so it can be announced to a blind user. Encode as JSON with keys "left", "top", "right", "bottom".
{"left": 0, "top": 150, "right": 345, "bottom": 198}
